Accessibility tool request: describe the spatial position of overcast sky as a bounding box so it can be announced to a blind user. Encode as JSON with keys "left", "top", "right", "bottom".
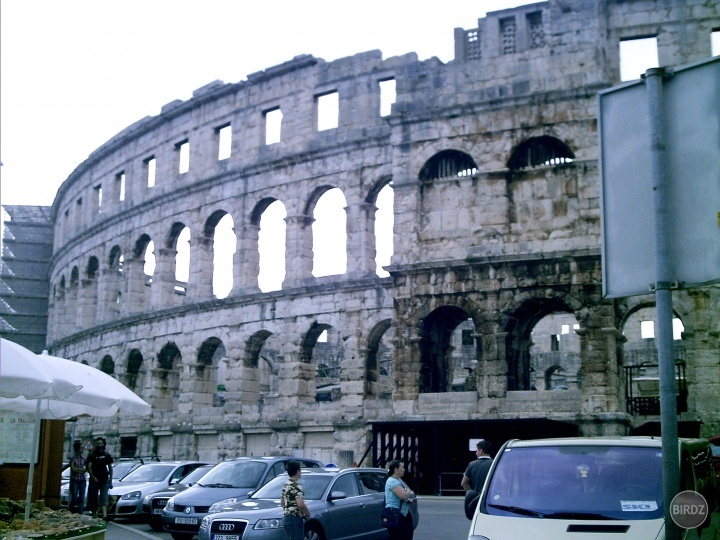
{"left": 0, "top": 0, "right": 536, "bottom": 209}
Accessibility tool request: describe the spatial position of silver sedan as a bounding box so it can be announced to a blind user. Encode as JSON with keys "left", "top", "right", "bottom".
{"left": 199, "top": 467, "right": 419, "bottom": 540}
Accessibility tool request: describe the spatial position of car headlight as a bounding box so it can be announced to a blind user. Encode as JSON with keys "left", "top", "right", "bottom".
{"left": 122, "top": 490, "right": 142, "bottom": 500}
{"left": 165, "top": 496, "right": 176, "bottom": 511}
{"left": 143, "top": 494, "right": 153, "bottom": 505}
{"left": 200, "top": 516, "right": 210, "bottom": 531}
{"left": 208, "top": 497, "right": 240, "bottom": 513}
{"left": 254, "top": 518, "right": 284, "bottom": 530}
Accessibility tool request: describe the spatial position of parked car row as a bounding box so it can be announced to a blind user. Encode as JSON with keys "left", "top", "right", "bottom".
{"left": 60, "top": 457, "right": 147, "bottom": 509}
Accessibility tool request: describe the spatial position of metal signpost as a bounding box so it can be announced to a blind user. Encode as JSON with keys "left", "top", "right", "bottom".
{"left": 599, "top": 57, "right": 720, "bottom": 540}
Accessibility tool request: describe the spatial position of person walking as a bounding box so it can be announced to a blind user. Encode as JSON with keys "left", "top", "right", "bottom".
{"left": 68, "top": 441, "right": 87, "bottom": 514}
{"left": 280, "top": 460, "right": 310, "bottom": 540}
{"left": 384, "top": 460, "right": 415, "bottom": 540}
{"left": 461, "top": 440, "right": 493, "bottom": 493}
{"left": 85, "top": 437, "right": 113, "bottom": 519}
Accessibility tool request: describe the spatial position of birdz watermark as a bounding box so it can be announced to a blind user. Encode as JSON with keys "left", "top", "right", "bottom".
{"left": 670, "top": 490, "right": 708, "bottom": 529}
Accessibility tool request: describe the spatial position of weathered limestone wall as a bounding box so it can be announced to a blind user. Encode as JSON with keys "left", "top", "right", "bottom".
{"left": 47, "top": 0, "right": 720, "bottom": 463}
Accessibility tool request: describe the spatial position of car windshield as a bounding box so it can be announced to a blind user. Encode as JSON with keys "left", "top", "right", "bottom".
{"left": 180, "top": 465, "right": 213, "bottom": 486}
{"left": 198, "top": 461, "right": 267, "bottom": 488}
{"left": 484, "top": 445, "right": 664, "bottom": 521}
{"left": 251, "top": 474, "right": 332, "bottom": 500}
{"left": 121, "top": 463, "right": 176, "bottom": 483}
{"left": 113, "top": 462, "right": 140, "bottom": 480}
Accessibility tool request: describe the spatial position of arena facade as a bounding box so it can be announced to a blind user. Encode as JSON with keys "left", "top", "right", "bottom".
{"left": 46, "top": 0, "right": 719, "bottom": 494}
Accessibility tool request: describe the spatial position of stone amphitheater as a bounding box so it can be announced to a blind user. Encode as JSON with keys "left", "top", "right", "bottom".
{"left": 46, "top": 0, "right": 719, "bottom": 493}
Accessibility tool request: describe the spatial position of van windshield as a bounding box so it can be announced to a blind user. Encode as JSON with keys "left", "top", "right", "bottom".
{"left": 483, "top": 445, "right": 663, "bottom": 521}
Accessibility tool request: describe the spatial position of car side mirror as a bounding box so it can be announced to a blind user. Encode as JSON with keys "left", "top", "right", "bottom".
{"left": 327, "top": 491, "right": 347, "bottom": 501}
{"left": 170, "top": 479, "right": 180, "bottom": 485}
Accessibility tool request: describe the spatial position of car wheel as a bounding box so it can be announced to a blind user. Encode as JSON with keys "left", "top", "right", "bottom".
{"left": 305, "top": 523, "right": 325, "bottom": 540}
{"left": 170, "top": 533, "right": 194, "bottom": 540}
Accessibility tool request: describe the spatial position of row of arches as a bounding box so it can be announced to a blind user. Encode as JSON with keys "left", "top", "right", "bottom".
{"left": 81, "top": 294, "right": 683, "bottom": 414}
{"left": 50, "top": 135, "right": 577, "bottom": 341}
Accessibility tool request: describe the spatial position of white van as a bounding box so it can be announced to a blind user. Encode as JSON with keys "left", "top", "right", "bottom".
{"left": 467, "top": 437, "right": 720, "bottom": 540}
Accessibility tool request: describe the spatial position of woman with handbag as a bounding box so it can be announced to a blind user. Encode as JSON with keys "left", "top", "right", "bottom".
{"left": 384, "top": 460, "right": 415, "bottom": 540}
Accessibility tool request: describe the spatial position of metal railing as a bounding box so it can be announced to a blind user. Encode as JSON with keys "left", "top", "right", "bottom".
{"left": 439, "top": 472, "right": 465, "bottom": 496}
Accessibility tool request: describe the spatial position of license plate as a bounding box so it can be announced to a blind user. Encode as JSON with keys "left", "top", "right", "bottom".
{"left": 212, "top": 535, "right": 239, "bottom": 540}
{"left": 152, "top": 508, "right": 163, "bottom": 514}
{"left": 174, "top": 517, "right": 198, "bottom": 525}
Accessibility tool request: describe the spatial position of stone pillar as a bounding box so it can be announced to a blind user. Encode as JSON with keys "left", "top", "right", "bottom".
{"left": 283, "top": 214, "right": 314, "bottom": 288}
{"left": 235, "top": 223, "right": 261, "bottom": 294}
{"left": 277, "top": 361, "right": 315, "bottom": 416}
{"left": 389, "top": 173, "right": 420, "bottom": 267}
{"left": 187, "top": 236, "right": 214, "bottom": 300}
{"left": 577, "top": 324, "right": 623, "bottom": 415}
{"left": 151, "top": 248, "right": 178, "bottom": 309}
{"left": 685, "top": 288, "right": 720, "bottom": 435}
{"left": 66, "top": 282, "right": 79, "bottom": 334}
{"left": 345, "top": 202, "right": 376, "bottom": 277}
{"left": 122, "top": 258, "right": 148, "bottom": 316}
{"left": 77, "top": 277, "right": 98, "bottom": 330}
{"left": 47, "top": 295, "right": 59, "bottom": 342}
{"left": 97, "top": 268, "right": 121, "bottom": 323}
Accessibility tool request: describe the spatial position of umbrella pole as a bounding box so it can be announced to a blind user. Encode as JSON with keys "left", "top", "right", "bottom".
{"left": 24, "top": 399, "right": 42, "bottom": 522}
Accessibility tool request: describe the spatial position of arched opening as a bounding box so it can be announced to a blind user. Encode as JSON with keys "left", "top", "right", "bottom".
{"left": 420, "top": 306, "right": 475, "bottom": 393}
{"left": 373, "top": 183, "right": 394, "bottom": 278}
{"left": 312, "top": 188, "right": 347, "bottom": 277}
{"left": 100, "top": 355, "right": 115, "bottom": 375}
{"left": 365, "top": 319, "right": 393, "bottom": 397}
{"left": 301, "top": 322, "right": 344, "bottom": 402}
{"left": 158, "top": 342, "right": 181, "bottom": 371}
{"left": 126, "top": 349, "right": 144, "bottom": 391}
{"left": 244, "top": 330, "right": 280, "bottom": 405}
{"left": 212, "top": 214, "right": 235, "bottom": 298}
{"left": 167, "top": 223, "right": 191, "bottom": 293}
{"left": 621, "top": 306, "right": 686, "bottom": 416}
{"left": 87, "top": 256, "right": 99, "bottom": 279}
{"left": 529, "top": 312, "right": 581, "bottom": 391}
{"left": 196, "top": 337, "right": 227, "bottom": 407}
{"left": 507, "top": 136, "right": 575, "bottom": 171}
{"left": 505, "top": 298, "right": 576, "bottom": 391}
{"left": 257, "top": 200, "right": 287, "bottom": 292}
{"left": 419, "top": 150, "right": 478, "bottom": 181}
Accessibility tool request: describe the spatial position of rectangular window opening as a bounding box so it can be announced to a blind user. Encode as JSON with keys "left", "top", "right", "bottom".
{"left": 712, "top": 29, "right": 720, "bottom": 57}
{"left": 527, "top": 12, "right": 545, "bottom": 49}
{"left": 116, "top": 172, "right": 126, "bottom": 201}
{"left": 265, "top": 108, "right": 282, "bottom": 145}
{"left": 379, "top": 79, "right": 396, "bottom": 117}
{"left": 500, "top": 17, "right": 517, "bottom": 55}
{"left": 146, "top": 157, "right": 156, "bottom": 188}
{"left": 551, "top": 334, "right": 560, "bottom": 351}
{"left": 177, "top": 140, "right": 190, "bottom": 174}
{"left": 640, "top": 320, "right": 655, "bottom": 339}
{"left": 217, "top": 124, "right": 232, "bottom": 160}
{"left": 317, "top": 91, "right": 339, "bottom": 131}
{"left": 94, "top": 185, "right": 102, "bottom": 210}
{"left": 466, "top": 29, "right": 482, "bottom": 60}
{"left": 619, "top": 36, "right": 658, "bottom": 82}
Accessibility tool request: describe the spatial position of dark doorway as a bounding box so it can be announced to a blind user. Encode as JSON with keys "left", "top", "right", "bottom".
{"left": 370, "top": 419, "right": 578, "bottom": 495}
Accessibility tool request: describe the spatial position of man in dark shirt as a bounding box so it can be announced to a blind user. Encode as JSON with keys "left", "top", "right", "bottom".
{"left": 85, "top": 437, "right": 114, "bottom": 518}
{"left": 461, "top": 440, "right": 493, "bottom": 493}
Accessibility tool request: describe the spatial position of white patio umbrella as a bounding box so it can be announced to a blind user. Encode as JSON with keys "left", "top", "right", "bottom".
{"left": 0, "top": 341, "right": 151, "bottom": 520}
{"left": 0, "top": 338, "right": 81, "bottom": 400}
